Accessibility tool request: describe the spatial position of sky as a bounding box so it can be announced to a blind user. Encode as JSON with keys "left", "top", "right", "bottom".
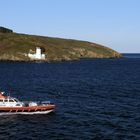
{"left": 1, "top": 0, "right": 140, "bottom": 53}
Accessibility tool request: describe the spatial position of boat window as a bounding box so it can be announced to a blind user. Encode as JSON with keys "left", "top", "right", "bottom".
{"left": 14, "top": 99, "right": 19, "bottom": 102}
{"left": 9, "top": 99, "right": 14, "bottom": 102}
{"left": 4, "top": 99, "right": 8, "bottom": 102}
{"left": 0, "top": 99, "right": 3, "bottom": 102}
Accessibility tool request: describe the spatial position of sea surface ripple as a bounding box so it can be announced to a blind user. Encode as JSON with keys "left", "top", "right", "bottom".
{"left": 0, "top": 56, "right": 140, "bottom": 139}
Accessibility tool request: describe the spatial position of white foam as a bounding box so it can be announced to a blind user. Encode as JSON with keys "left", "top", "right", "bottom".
{"left": 0, "top": 110, "right": 53, "bottom": 115}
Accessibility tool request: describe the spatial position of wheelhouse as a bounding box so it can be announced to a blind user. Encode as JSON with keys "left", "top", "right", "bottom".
{"left": 0, "top": 97, "right": 22, "bottom": 107}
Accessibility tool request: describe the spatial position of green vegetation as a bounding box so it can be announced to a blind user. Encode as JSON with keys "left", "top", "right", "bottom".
{"left": 0, "top": 28, "right": 122, "bottom": 61}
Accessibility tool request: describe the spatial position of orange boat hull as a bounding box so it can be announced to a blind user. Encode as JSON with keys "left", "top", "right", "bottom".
{"left": 0, "top": 104, "right": 56, "bottom": 113}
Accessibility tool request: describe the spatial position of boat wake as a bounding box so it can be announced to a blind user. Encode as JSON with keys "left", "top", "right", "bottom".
{"left": 0, "top": 110, "right": 53, "bottom": 116}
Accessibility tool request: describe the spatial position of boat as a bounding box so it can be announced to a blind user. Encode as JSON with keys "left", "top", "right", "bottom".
{"left": 0, "top": 91, "right": 56, "bottom": 115}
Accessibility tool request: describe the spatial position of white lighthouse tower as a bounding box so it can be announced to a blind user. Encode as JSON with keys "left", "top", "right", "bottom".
{"left": 36, "top": 47, "right": 42, "bottom": 59}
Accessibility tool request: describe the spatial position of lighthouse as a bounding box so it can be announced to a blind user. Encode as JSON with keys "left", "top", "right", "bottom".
{"left": 36, "top": 47, "right": 43, "bottom": 59}
{"left": 28, "top": 47, "right": 45, "bottom": 60}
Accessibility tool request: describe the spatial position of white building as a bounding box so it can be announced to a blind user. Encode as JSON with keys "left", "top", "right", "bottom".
{"left": 28, "top": 47, "right": 45, "bottom": 60}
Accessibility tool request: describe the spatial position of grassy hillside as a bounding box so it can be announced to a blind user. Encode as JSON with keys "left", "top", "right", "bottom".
{"left": 0, "top": 31, "right": 122, "bottom": 61}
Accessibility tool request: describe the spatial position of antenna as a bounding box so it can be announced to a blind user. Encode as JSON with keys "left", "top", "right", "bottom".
{"left": 8, "top": 92, "right": 11, "bottom": 97}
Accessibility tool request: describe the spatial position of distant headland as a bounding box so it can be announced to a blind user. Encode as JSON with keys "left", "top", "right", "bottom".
{"left": 0, "top": 27, "right": 122, "bottom": 62}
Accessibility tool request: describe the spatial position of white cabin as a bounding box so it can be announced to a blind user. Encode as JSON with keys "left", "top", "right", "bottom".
{"left": 28, "top": 47, "right": 45, "bottom": 60}
{"left": 0, "top": 97, "right": 22, "bottom": 107}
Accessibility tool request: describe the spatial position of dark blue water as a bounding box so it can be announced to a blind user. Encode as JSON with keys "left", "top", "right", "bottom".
{"left": 123, "top": 53, "right": 140, "bottom": 58}
{"left": 0, "top": 55, "right": 140, "bottom": 139}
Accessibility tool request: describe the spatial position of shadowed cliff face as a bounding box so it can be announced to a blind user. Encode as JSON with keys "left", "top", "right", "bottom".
{"left": 0, "top": 31, "right": 122, "bottom": 61}
{"left": 0, "top": 27, "right": 13, "bottom": 33}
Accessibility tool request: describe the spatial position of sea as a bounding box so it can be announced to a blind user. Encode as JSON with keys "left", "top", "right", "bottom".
{"left": 0, "top": 54, "right": 140, "bottom": 140}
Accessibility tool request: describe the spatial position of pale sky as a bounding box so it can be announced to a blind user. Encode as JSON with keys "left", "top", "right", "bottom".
{"left": 1, "top": 0, "right": 140, "bottom": 53}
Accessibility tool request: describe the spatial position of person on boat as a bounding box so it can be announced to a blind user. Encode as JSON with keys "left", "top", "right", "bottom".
{"left": 0, "top": 92, "right": 6, "bottom": 99}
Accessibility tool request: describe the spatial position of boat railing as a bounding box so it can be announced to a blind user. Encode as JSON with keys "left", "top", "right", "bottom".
{"left": 22, "top": 101, "right": 51, "bottom": 107}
